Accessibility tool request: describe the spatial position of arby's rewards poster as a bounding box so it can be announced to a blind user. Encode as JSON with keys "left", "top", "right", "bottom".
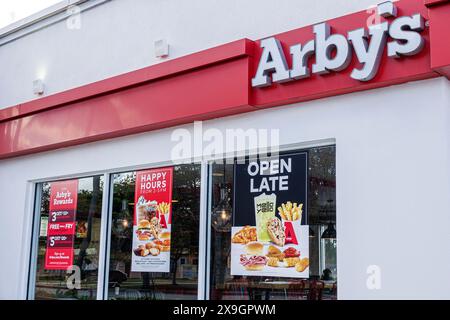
{"left": 44, "top": 179, "right": 78, "bottom": 270}
{"left": 131, "top": 167, "right": 173, "bottom": 272}
{"left": 231, "top": 153, "right": 310, "bottom": 278}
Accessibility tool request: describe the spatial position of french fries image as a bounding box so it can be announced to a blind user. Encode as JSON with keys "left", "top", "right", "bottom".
{"left": 278, "top": 201, "right": 303, "bottom": 222}
{"left": 157, "top": 202, "right": 170, "bottom": 214}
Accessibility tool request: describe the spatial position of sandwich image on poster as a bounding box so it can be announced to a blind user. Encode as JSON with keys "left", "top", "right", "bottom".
{"left": 231, "top": 153, "right": 310, "bottom": 278}
{"left": 131, "top": 167, "right": 173, "bottom": 273}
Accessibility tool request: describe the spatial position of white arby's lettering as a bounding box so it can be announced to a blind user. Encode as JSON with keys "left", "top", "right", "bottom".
{"left": 251, "top": 1, "right": 425, "bottom": 86}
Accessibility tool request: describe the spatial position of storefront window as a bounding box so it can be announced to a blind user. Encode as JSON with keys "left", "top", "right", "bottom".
{"left": 29, "top": 146, "right": 335, "bottom": 300}
{"left": 108, "top": 164, "right": 201, "bottom": 300}
{"left": 209, "top": 146, "right": 337, "bottom": 300}
{"left": 31, "top": 176, "right": 104, "bottom": 300}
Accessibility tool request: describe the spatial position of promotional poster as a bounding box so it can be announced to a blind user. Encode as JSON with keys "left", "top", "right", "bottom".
{"left": 131, "top": 167, "right": 174, "bottom": 272}
{"left": 44, "top": 179, "right": 79, "bottom": 270}
{"left": 231, "top": 153, "right": 310, "bottom": 278}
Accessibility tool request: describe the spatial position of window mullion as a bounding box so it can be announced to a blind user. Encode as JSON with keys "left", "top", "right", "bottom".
{"left": 96, "top": 173, "right": 111, "bottom": 300}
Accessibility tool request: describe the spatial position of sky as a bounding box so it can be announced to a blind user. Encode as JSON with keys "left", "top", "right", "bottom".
{"left": 0, "top": 0, "right": 61, "bottom": 29}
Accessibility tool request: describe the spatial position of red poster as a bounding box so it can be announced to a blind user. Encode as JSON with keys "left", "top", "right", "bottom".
{"left": 131, "top": 167, "right": 173, "bottom": 272}
{"left": 44, "top": 179, "right": 78, "bottom": 270}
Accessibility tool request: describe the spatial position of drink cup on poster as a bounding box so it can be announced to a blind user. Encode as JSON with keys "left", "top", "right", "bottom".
{"left": 137, "top": 204, "right": 147, "bottom": 222}
{"left": 137, "top": 200, "right": 158, "bottom": 222}
{"left": 146, "top": 201, "right": 158, "bottom": 219}
{"left": 254, "top": 193, "right": 276, "bottom": 243}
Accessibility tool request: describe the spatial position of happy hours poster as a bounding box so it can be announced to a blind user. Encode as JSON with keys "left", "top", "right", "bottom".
{"left": 231, "top": 153, "right": 310, "bottom": 278}
{"left": 131, "top": 167, "right": 173, "bottom": 272}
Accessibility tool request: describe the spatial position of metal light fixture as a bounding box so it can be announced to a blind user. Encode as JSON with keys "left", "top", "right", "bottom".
{"left": 33, "top": 79, "right": 45, "bottom": 95}
{"left": 309, "top": 226, "right": 316, "bottom": 238}
{"left": 211, "top": 165, "right": 232, "bottom": 232}
{"left": 320, "top": 199, "right": 336, "bottom": 239}
{"left": 154, "top": 39, "right": 169, "bottom": 58}
{"left": 321, "top": 222, "right": 336, "bottom": 239}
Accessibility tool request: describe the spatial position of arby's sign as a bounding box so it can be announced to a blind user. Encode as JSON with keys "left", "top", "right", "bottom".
{"left": 252, "top": 1, "right": 426, "bottom": 86}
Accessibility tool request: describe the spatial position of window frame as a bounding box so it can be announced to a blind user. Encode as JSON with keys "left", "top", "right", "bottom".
{"left": 205, "top": 140, "right": 336, "bottom": 299}
{"left": 103, "top": 161, "right": 207, "bottom": 300}
{"left": 27, "top": 173, "right": 110, "bottom": 300}
{"left": 26, "top": 139, "right": 336, "bottom": 300}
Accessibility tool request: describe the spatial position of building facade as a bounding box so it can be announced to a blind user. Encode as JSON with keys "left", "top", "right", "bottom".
{"left": 0, "top": 0, "right": 449, "bottom": 300}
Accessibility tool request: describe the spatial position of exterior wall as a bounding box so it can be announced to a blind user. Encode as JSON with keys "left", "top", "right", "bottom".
{"left": 1, "top": 0, "right": 384, "bottom": 109}
{"left": 1, "top": 0, "right": 450, "bottom": 300}
{"left": 0, "top": 77, "right": 449, "bottom": 299}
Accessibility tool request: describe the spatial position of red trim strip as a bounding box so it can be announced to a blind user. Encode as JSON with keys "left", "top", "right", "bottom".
{"left": 426, "top": 0, "right": 450, "bottom": 78}
{"left": 0, "top": 56, "right": 255, "bottom": 159}
{"left": 0, "top": 39, "right": 254, "bottom": 122}
{"left": 0, "top": 0, "right": 448, "bottom": 160}
{"left": 424, "top": 0, "right": 450, "bottom": 7}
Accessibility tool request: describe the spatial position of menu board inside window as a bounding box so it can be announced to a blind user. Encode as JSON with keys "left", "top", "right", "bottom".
{"left": 44, "top": 179, "right": 78, "bottom": 270}
{"left": 231, "top": 152, "right": 310, "bottom": 278}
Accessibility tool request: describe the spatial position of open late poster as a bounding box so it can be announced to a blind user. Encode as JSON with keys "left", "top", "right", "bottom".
{"left": 231, "top": 152, "right": 310, "bottom": 278}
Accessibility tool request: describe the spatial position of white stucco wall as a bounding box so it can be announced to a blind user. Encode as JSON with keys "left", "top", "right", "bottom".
{"left": 1, "top": 0, "right": 385, "bottom": 109}
{"left": 0, "top": 0, "right": 450, "bottom": 300}
{"left": 0, "top": 77, "right": 449, "bottom": 299}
